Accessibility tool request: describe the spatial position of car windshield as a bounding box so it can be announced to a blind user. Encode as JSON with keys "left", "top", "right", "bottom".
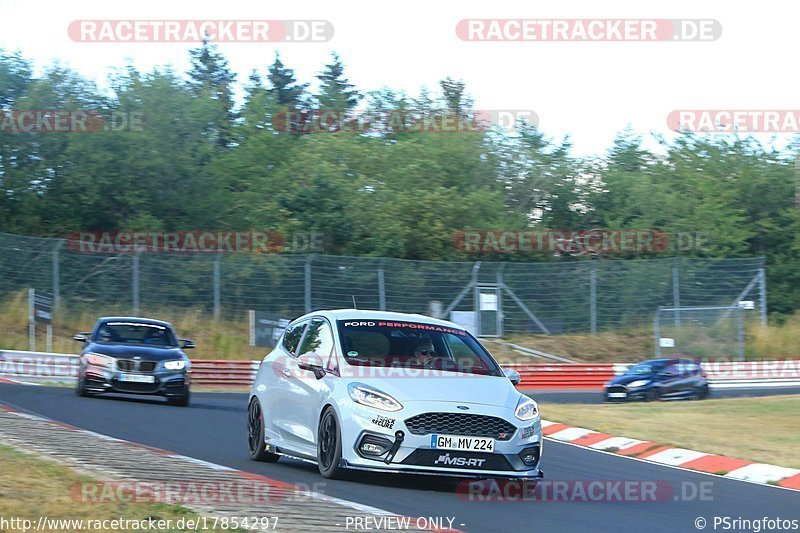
{"left": 625, "top": 362, "right": 662, "bottom": 375}
{"left": 93, "top": 322, "right": 178, "bottom": 347}
{"left": 336, "top": 320, "right": 502, "bottom": 376}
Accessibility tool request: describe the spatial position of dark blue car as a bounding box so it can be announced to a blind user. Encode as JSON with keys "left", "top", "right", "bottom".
{"left": 605, "top": 358, "right": 709, "bottom": 402}
{"left": 73, "top": 317, "right": 194, "bottom": 406}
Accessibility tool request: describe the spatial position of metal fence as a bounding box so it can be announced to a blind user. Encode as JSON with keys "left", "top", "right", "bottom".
{"left": 0, "top": 232, "right": 767, "bottom": 335}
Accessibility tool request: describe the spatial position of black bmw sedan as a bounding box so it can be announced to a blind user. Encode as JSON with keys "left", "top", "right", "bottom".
{"left": 74, "top": 317, "right": 193, "bottom": 406}
{"left": 604, "top": 358, "right": 709, "bottom": 402}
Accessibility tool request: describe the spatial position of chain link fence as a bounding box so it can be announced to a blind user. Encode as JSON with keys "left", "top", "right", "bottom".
{"left": 0, "top": 232, "right": 767, "bottom": 335}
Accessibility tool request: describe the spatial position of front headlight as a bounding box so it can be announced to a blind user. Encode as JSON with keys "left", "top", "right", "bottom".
{"left": 515, "top": 396, "right": 539, "bottom": 421}
{"left": 348, "top": 383, "right": 403, "bottom": 412}
{"left": 85, "top": 352, "right": 114, "bottom": 368}
{"left": 627, "top": 379, "right": 651, "bottom": 388}
{"left": 164, "top": 360, "right": 186, "bottom": 371}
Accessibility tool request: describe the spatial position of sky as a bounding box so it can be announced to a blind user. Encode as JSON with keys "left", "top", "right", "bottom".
{"left": 0, "top": 0, "right": 798, "bottom": 155}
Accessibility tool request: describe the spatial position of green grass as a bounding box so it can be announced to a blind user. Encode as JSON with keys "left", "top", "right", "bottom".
{"left": 541, "top": 395, "right": 800, "bottom": 469}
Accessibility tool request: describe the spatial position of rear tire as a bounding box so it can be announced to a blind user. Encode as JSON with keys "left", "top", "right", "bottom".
{"left": 317, "top": 407, "right": 347, "bottom": 479}
{"left": 248, "top": 398, "right": 280, "bottom": 462}
{"left": 695, "top": 385, "right": 710, "bottom": 400}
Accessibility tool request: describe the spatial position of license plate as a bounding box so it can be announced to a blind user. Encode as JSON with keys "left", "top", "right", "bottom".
{"left": 118, "top": 374, "right": 155, "bottom": 383}
{"left": 431, "top": 434, "right": 495, "bottom": 452}
{"left": 607, "top": 392, "right": 627, "bottom": 398}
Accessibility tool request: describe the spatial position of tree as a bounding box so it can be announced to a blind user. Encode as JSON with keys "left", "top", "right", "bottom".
{"left": 187, "top": 39, "right": 237, "bottom": 147}
{"left": 316, "top": 52, "right": 360, "bottom": 110}
{"left": 267, "top": 54, "right": 308, "bottom": 109}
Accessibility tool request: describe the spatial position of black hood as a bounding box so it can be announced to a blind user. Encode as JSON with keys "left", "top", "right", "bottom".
{"left": 609, "top": 373, "right": 656, "bottom": 385}
{"left": 86, "top": 343, "right": 185, "bottom": 361}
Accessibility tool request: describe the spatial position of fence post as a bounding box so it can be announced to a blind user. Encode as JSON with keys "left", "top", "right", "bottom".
{"left": 589, "top": 265, "right": 597, "bottom": 334}
{"left": 672, "top": 259, "right": 681, "bottom": 326}
{"left": 52, "top": 240, "right": 63, "bottom": 310}
{"left": 304, "top": 255, "right": 313, "bottom": 313}
{"left": 132, "top": 252, "right": 140, "bottom": 315}
{"left": 654, "top": 307, "right": 661, "bottom": 358}
{"left": 213, "top": 254, "right": 221, "bottom": 319}
{"left": 378, "top": 259, "right": 386, "bottom": 311}
{"left": 737, "top": 308, "right": 745, "bottom": 361}
{"left": 758, "top": 267, "right": 767, "bottom": 326}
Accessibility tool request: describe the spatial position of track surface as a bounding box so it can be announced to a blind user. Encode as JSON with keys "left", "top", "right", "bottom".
{"left": 0, "top": 384, "right": 797, "bottom": 533}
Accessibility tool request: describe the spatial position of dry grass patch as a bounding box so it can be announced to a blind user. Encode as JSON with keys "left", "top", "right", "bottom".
{"left": 540, "top": 395, "right": 800, "bottom": 469}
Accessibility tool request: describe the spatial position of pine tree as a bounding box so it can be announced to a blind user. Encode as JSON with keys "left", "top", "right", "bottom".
{"left": 316, "top": 52, "right": 360, "bottom": 110}
{"left": 187, "top": 39, "right": 237, "bottom": 147}
{"left": 267, "top": 54, "right": 308, "bottom": 109}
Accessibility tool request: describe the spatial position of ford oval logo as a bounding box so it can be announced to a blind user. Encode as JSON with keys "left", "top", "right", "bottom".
{"left": 456, "top": 406, "right": 469, "bottom": 410}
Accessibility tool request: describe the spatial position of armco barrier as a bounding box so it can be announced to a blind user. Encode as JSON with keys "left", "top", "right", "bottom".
{"left": 1, "top": 350, "right": 799, "bottom": 389}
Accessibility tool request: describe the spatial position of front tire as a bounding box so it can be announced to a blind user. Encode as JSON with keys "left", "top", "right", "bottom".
{"left": 168, "top": 387, "right": 191, "bottom": 407}
{"left": 645, "top": 388, "right": 661, "bottom": 402}
{"left": 317, "top": 407, "right": 347, "bottom": 479}
{"left": 75, "top": 376, "right": 94, "bottom": 397}
{"left": 248, "top": 398, "right": 280, "bottom": 462}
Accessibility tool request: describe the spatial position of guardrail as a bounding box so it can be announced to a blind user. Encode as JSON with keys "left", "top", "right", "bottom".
{"left": 1, "top": 350, "right": 799, "bottom": 390}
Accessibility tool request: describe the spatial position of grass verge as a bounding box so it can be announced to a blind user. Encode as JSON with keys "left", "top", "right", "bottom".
{"left": 540, "top": 394, "right": 800, "bottom": 469}
{"left": 0, "top": 442, "right": 243, "bottom": 532}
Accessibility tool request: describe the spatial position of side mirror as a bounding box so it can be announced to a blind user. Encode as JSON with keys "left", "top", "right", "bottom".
{"left": 297, "top": 353, "right": 325, "bottom": 380}
{"left": 73, "top": 332, "right": 90, "bottom": 342}
{"left": 180, "top": 339, "right": 196, "bottom": 350}
{"left": 503, "top": 368, "right": 521, "bottom": 386}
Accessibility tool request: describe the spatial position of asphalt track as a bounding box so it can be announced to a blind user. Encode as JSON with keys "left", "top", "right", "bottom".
{"left": 0, "top": 383, "right": 797, "bottom": 533}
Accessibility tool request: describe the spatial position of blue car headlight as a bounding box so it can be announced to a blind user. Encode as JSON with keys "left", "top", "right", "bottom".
{"left": 627, "top": 379, "right": 651, "bottom": 388}
{"left": 348, "top": 383, "right": 403, "bottom": 412}
{"left": 515, "top": 396, "right": 539, "bottom": 421}
{"left": 164, "top": 360, "right": 186, "bottom": 371}
{"left": 85, "top": 352, "right": 114, "bottom": 368}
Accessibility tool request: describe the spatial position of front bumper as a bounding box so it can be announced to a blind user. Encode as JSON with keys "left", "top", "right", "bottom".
{"left": 605, "top": 385, "right": 648, "bottom": 401}
{"left": 82, "top": 364, "right": 190, "bottom": 397}
{"left": 337, "top": 400, "right": 543, "bottom": 479}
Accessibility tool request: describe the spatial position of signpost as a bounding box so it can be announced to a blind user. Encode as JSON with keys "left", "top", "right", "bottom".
{"left": 28, "top": 289, "right": 54, "bottom": 352}
{"left": 248, "top": 311, "right": 290, "bottom": 349}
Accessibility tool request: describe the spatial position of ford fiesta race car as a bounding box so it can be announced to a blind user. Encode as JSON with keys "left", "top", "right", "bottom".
{"left": 247, "top": 310, "right": 543, "bottom": 481}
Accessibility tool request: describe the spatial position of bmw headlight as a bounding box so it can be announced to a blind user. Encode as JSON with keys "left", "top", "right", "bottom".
{"left": 515, "top": 396, "right": 539, "bottom": 421}
{"left": 85, "top": 352, "right": 114, "bottom": 368}
{"left": 627, "top": 379, "right": 651, "bottom": 388}
{"left": 164, "top": 360, "right": 186, "bottom": 371}
{"left": 348, "top": 383, "right": 403, "bottom": 412}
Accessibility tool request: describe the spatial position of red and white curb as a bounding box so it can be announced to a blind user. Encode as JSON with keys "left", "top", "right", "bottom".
{"left": 541, "top": 419, "right": 800, "bottom": 491}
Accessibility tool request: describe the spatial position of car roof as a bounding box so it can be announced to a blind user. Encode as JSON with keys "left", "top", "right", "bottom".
{"left": 291, "top": 309, "right": 464, "bottom": 330}
{"left": 97, "top": 317, "right": 173, "bottom": 327}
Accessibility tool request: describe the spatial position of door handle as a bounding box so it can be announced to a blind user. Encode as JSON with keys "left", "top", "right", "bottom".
{"left": 282, "top": 368, "right": 292, "bottom": 377}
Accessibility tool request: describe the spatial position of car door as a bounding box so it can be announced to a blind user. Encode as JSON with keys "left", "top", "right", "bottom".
{"left": 659, "top": 362, "right": 682, "bottom": 397}
{"left": 279, "top": 317, "right": 336, "bottom": 452}
{"left": 263, "top": 320, "right": 308, "bottom": 444}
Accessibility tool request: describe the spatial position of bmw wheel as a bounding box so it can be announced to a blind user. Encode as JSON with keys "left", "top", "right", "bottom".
{"left": 317, "top": 407, "right": 347, "bottom": 479}
{"left": 248, "top": 398, "right": 280, "bottom": 462}
{"left": 75, "top": 376, "right": 94, "bottom": 397}
{"left": 168, "top": 387, "right": 191, "bottom": 407}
